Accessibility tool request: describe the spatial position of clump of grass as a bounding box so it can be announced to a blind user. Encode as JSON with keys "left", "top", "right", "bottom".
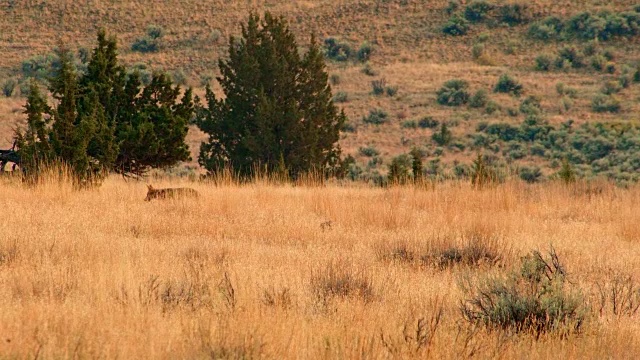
{"left": 437, "top": 79, "right": 470, "bottom": 106}
{"left": 311, "top": 261, "right": 374, "bottom": 304}
{"left": 494, "top": 74, "right": 523, "bottom": 96}
{"left": 371, "top": 78, "right": 386, "bottom": 95}
{"left": 460, "top": 247, "right": 586, "bottom": 336}
{"left": 596, "top": 271, "right": 640, "bottom": 317}
{"left": 421, "top": 234, "right": 504, "bottom": 269}
{"left": 363, "top": 109, "right": 389, "bottom": 125}
{"left": 261, "top": 286, "right": 292, "bottom": 310}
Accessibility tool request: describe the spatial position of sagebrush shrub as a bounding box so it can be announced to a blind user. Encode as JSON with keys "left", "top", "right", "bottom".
{"left": 1, "top": 78, "right": 16, "bottom": 97}
{"left": 528, "top": 16, "right": 564, "bottom": 40}
{"left": 437, "top": 79, "right": 470, "bottom": 106}
{"left": 460, "top": 248, "right": 586, "bottom": 335}
{"left": 469, "top": 89, "right": 488, "bottom": 108}
{"left": 363, "top": 109, "right": 389, "bottom": 125}
{"left": 535, "top": 54, "right": 553, "bottom": 71}
{"left": 498, "top": 3, "right": 530, "bottom": 26}
{"left": 591, "top": 94, "right": 621, "bottom": 113}
{"left": 357, "top": 42, "right": 373, "bottom": 62}
{"left": 464, "top": 1, "right": 493, "bottom": 23}
{"left": 494, "top": 74, "right": 523, "bottom": 96}
{"left": 442, "top": 15, "right": 469, "bottom": 36}
{"left": 418, "top": 116, "right": 439, "bottom": 129}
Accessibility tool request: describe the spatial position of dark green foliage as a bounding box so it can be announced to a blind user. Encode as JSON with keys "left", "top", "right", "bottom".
{"left": 498, "top": 3, "right": 530, "bottom": 26}
{"left": 464, "top": 1, "right": 493, "bottom": 23}
{"left": 333, "top": 91, "right": 348, "bottom": 103}
{"left": 601, "top": 81, "right": 622, "bottom": 95}
{"left": 591, "top": 94, "right": 621, "bottom": 113}
{"left": 324, "top": 37, "right": 352, "bottom": 62}
{"left": 565, "top": 11, "right": 640, "bottom": 41}
{"left": 558, "top": 158, "right": 576, "bottom": 184}
{"left": 2, "top": 78, "right": 16, "bottom": 97}
{"left": 197, "top": 13, "right": 345, "bottom": 179}
{"left": 485, "top": 123, "right": 520, "bottom": 142}
{"left": 401, "top": 120, "right": 417, "bottom": 129}
{"left": 519, "top": 96, "right": 542, "bottom": 115}
{"left": 469, "top": 89, "right": 488, "bottom": 108}
{"left": 371, "top": 79, "right": 386, "bottom": 95}
{"left": 387, "top": 154, "right": 412, "bottom": 184}
{"left": 385, "top": 86, "right": 399, "bottom": 97}
{"left": 437, "top": 79, "right": 470, "bottom": 106}
{"left": 556, "top": 46, "right": 584, "bottom": 69}
{"left": 418, "top": 117, "right": 439, "bottom": 129}
{"left": 15, "top": 82, "right": 53, "bottom": 181}
{"left": 442, "top": 15, "right": 469, "bottom": 36}
{"left": 461, "top": 248, "right": 585, "bottom": 335}
{"left": 528, "top": 16, "right": 564, "bottom": 40}
{"left": 432, "top": 123, "right": 452, "bottom": 146}
{"left": 15, "top": 31, "right": 193, "bottom": 183}
{"left": 131, "top": 25, "right": 165, "bottom": 53}
{"left": 358, "top": 146, "right": 379, "bottom": 157}
{"left": 494, "top": 74, "right": 523, "bottom": 96}
{"left": 363, "top": 109, "right": 389, "bottom": 125}
{"left": 519, "top": 166, "right": 542, "bottom": 183}
{"left": 634, "top": 67, "right": 640, "bottom": 82}
{"left": 21, "top": 52, "right": 60, "bottom": 80}
{"left": 410, "top": 147, "right": 423, "bottom": 183}
{"left": 534, "top": 54, "right": 552, "bottom": 71}
{"left": 471, "top": 153, "right": 494, "bottom": 188}
{"left": 356, "top": 42, "right": 373, "bottom": 62}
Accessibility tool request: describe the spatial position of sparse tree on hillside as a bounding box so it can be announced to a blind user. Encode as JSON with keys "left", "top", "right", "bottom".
{"left": 196, "top": 12, "right": 346, "bottom": 179}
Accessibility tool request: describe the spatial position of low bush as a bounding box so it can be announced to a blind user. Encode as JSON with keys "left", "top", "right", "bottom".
{"left": 371, "top": 79, "right": 386, "bottom": 96}
{"left": 1, "top": 78, "right": 16, "bottom": 97}
{"left": 519, "top": 166, "right": 542, "bottom": 183}
{"left": 464, "top": 1, "right": 494, "bottom": 23}
{"left": 418, "top": 117, "right": 439, "bottom": 129}
{"left": 363, "top": 109, "right": 389, "bottom": 125}
{"left": 432, "top": 123, "right": 452, "bottom": 146}
{"left": 460, "top": 248, "right": 586, "bottom": 335}
{"left": 494, "top": 74, "right": 523, "bottom": 96}
{"left": 442, "top": 15, "right": 469, "bottom": 36}
{"left": 359, "top": 146, "right": 379, "bottom": 157}
{"left": 469, "top": 89, "right": 488, "bottom": 108}
{"left": 311, "top": 262, "right": 374, "bottom": 304}
{"left": 324, "top": 37, "right": 353, "bottom": 62}
{"left": 535, "top": 54, "right": 553, "bottom": 71}
{"left": 333, "top": 91, "right": 348, "bottom": 103}
{"left": 528, "top": 16, "right": 564, "bottom": 40}
{"left": 591, "top": 94, "right": 621, "bottom": 113}
{"left": 356, "top": 42, "right": 373, "bottom": 62}
{"left": 519, "top": 96, "right": 542, "bottom": 115}
{"left": 498, "top": 3, "right": 530, "bottom": 26}
{"left": 556, "top": 46, "right": 585, "bottom": 69}
{"left": 437, "top": 79, "right": 470, "bottom": 106}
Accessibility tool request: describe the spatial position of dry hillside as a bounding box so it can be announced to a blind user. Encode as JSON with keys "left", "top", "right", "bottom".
{"left": 1, "top": 0, "right": 640, "bottom": 181}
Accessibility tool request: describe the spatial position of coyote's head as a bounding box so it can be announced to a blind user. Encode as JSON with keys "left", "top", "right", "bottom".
{"left": 145, "top": 184, "right": 157, "bottom": 201}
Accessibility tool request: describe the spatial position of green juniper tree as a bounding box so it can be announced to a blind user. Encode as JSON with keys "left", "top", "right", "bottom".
{"left": 196, "top": 12, "right": 346, "bottom": 179}
{"left": 15, "top": 82, "right": 53, "bottom": 180}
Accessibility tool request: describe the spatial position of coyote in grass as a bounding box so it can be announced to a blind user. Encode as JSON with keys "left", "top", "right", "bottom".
{"left": 145, "top": 184, "right": 199, "bottom": 201}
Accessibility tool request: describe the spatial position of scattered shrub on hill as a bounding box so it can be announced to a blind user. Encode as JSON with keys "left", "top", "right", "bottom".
{"left": 371, "top": 78, "right": 386, "bottom": 96}
{"left": 601, "top": 81, "right": 622, "bottom": 95}
{"left": 387, "top": 154, "right": 413, "bottom": 184}
{"left": 386, "top": 86, "right": 399, "bottom": 97}
{"left": 556, "top": 46, "right": 585, "bottom": 69}
{"left": 590, "top": 55, "right": 607, "bottom": 71}
{"left": 519, "top": 166, "right": 542, "bottom": 183}
{"left": 470, "top": 153, "right": 496, "bottom": 188}
{"left": 494, "top": 74, "right": 523, "bottom": 96}
{"left": 591, "top": 94, "right": 621, "bottom": 113}
{"left": 528, "top": 16, "right": 564, "bottom": 40}
{"left": 418, "top": 116, "right": 439, "bottom": 129}
{"left": 329, "top": 74, "right": 340, "bottom": 85}
{"left": 311, "top": 262, "right": 374, "bottom": 304}
{"left": 361, "top": 63, "right": 377, "bottom": 76}
{"left": 333, "top": 91, "right": 348, "bottom": 103}
{"left": 442, "top": 15, "right": 469, "bottom": 36}
{"left": 131, "top": 24, "right": 164, "bottom": 53}
{"left": 519, "top": 96, "right": 542, "bottom": 115}
{"left": 437, "top": 79, "right": 470, "bottom": 106}
{"left": 464, "top": 1, "right": 494, "bottom": 23}
{"left": 498, "top": 3, "right": 530, "bottom": 26}
{"left": 485, "top": 100, "right": 500, "bottom": 114}
{"left": 535, "top": 54, "right": 553, "bottom": 71}
{"left": 469, "top": 89, "right": 488, "bottom": 108}
{"left": 363, "top": 109, "right": 389, "bottom": 125}
{"left": 359, "top": 145, "right": 379, "bottom": 157}
{"left": 357, "top": 42, "right": 373, "bottom": 62}
{"left": 21, "top": 52, "right": 59, "bottom": 80}
{"left": 634, "top": 67, "right": 640, "bottom": 82}
{"left": 324, "top": 37, "right": 353, "bottom": 62}
{"left": 556, "top": 82, "right": 578, "bottom": 98}
{"left": 402, "top": 120, "right": 418, "bottom": 129}
{"left": 432, "top": 123, "right": 453, "bottom": 146}
{"left": 2, "top": 78, "right": 16, "bottom": 97}
{"left": 460, "top": 248, "right": 586, "bottom": 335}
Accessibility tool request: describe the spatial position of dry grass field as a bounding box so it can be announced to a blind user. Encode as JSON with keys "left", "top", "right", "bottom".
{"left": 1, "top": 175, "right": 639, "bottom": 358}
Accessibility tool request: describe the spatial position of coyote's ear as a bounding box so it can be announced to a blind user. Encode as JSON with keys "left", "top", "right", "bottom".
{"left": 147, "top": 184, "right": 153, "bottom": 190}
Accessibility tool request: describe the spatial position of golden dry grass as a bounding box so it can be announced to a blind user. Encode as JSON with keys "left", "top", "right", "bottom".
{"left": 1, "top": 175, "right": 639, "bottom": 358}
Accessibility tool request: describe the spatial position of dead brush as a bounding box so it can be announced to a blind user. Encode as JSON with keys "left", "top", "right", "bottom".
{"left": 380, "top": 300, "right": 444, "bottom": 356}
{"left": 0, "top": 240, "right": 19, "bottom": 266}
{"left": 261, "top": 286, "right": 293, "bottom": 310}
{"left": 421, "top": 234, "right": 506, "bottom": 270}
{"left": 311, "top": 261, "right": 374, "bottom": 305}
{"left": 596, "top": 270, "right": 640, "bottom": 318}
{"left": 376, "top": 241, "right": 417, "bottom": 265}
